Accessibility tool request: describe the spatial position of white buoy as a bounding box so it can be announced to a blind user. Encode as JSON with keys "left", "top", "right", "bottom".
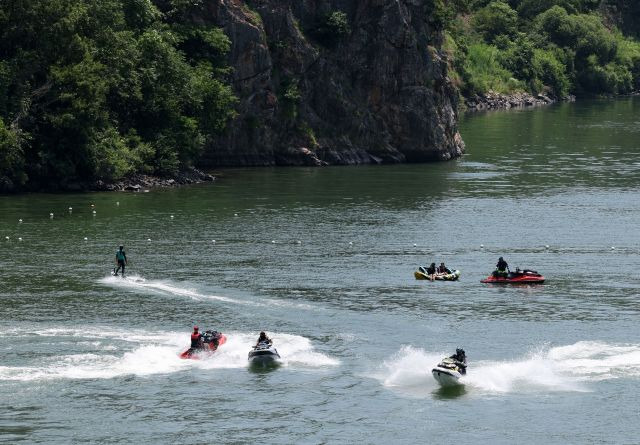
{"left": 91, "top": 204, "right": 95, "bottom": 207}
{"left": 296, "top": 240, "right": 301, "bottom": 244}
{"left": 147, "top": 238, "right": 151, "bottom": 241}
{"left": 545, "top": 245, "right": 550, "bottom": 249}
{"left": 68, "top": 207, "right": 73, "bottom": 211}
{"left": 271, "top": 240, "right": 276, "bottom": 244}
{"left": 611, "top": 246, "right": 615, "bottom": 250}
{"left": 234, "top": 213, "right": 238, "bottom": 217}
{"left": 18, "top": 237, "right": 22, "bottom": 242}
{"left": 92, "top": 210, "right": 96, "bottom": 216}
{"left": 413, "top": 243, "right": 417, "bottom": 247}
{"left": 18, "top": 219, "right": 22, "bottom": 223}
{"left": 116, "top": 201, "right": 120, "bottom": 206}
{"left": 4, "top": 236, "right": 9, "bottom": 240}
{"left": 49, "top": 212, "right": 54, "bottom": 217}
{"left": 170, "top": 215, "right": 174, "bottom": 219}
{"left": 349, "top": 241, "right": 353, "bottom": 246}
{"left": 480, "top": 244, "right": 484, "bottom": 248}
{"left": 212, "top": 240, "right": 216, "bottom": 244}
{"left": 84, "top": 237, "right": 88, "bottom": 241}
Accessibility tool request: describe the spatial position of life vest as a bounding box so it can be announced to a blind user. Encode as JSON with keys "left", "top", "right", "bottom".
{"left": 191, "top": 333, "right": 202, "bottom": 348}
{"left": 116, "top": 250, "right": 126, "bottom": 261}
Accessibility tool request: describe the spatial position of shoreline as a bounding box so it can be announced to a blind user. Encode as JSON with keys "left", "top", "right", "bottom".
{"left": 463, "top": 91, "right": 576, "bottom": 111}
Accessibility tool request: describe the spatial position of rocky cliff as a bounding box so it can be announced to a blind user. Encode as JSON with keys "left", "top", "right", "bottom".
{"left": 195, "top": 0, "right": 464, "bottom": 167}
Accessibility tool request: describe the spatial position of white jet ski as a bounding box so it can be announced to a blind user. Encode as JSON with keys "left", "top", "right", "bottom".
{"left": 432, "top": 357, "right": 465, "bottom": 386}
{"left": 248, "top": 341, "right": 281, "bottom": 367}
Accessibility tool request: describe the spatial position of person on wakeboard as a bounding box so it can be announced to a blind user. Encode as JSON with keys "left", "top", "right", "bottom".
{"left": 255, "top": 331, "right": 272, "bottom": 347}
{"left": 493, "top": 257, "right": 510, "bottom": 278}
{"left": 449, "top": 348, "right": 467, "bottom": 375}
{"left": 114, "top": 245, "right": 127, "bottom": 277}
{"left": 437, "top": 262, "right": 451, "bottom": 274}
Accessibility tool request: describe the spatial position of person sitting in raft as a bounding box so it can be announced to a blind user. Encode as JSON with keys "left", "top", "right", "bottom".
{"left": 449, "top": 348, "right": 467, "bottom": 375}
{"left": 437, "top": 262, "right": 451, "bottom": 274}
{"left": 255, "top": 331, "right": 272, "bottom": 347}
{"left": 493, "top": 257, "right": 510, "bottom": 278}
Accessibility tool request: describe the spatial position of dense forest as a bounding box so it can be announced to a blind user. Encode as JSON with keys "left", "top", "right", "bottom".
{"left": 1, "top": 0, "right": 639, "bottom": 191}
{"left": 442, "top": 0, "right": 640, "bottom": 99}
{"left": 0, "top": 0, "right": 236, "bottom": 191}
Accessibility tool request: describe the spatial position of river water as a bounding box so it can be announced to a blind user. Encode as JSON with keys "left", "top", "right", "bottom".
{"left": 1, "top": 98, "right": 640, "bottom": 443}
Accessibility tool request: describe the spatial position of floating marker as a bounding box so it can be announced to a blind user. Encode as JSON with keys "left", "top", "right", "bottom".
{"left": 611, "top": 246, "right": 615, "bottom": 250}
{"left": 545, "top": 245, "right": 549, "bottom": 249}
{"left": 84, "top": 237, "right": 88, "bottom": 241}
{"left": 296, "top": 240, "right": 301, "bottom": 244}
{"left": 4, "top": 236, "right": 9, "bottom": 240}
{"left": 170, "top": 215, "right": 174, "bottom": 219}
{"left": 68, "top": 207, "right": 73, "bottom": 211}
{"left": 234, "top": 213, "right": 238, "bottom": 217}
{"left": 349, "top": 241, "right": 353, "bottom": 246}
{"left": 212, "top": 240, "right": 216, "bottom": 244}
{"left": 18, "top": 237, "right": 22, "bottom": 242}
{"left": 18, "top": 219, "right": 22, "bottom": 223}
{"left": 49, "top": 213, "right": 54, "bottom": 218}
{"left": 116, "top": 201, "right": 120, "bottom": 206}
{"left": 271, "top": 240, "right": 276, "bottom": 244}
{"left": 147, "top": 238, "right": 151, "bottom": 241}
{"left": 413, "top": 243, "right": 417, "bottom": 247}
{"left": 91, "top": 204, "right": 95, "bottom": 207}
{"left": 480, "top": 244, "right": 484, "bottom": 248}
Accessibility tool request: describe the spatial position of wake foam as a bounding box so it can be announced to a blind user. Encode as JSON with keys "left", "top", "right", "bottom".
{"left": 99, "top": 275, "right": 243, "bottom": 305}
{"left": 0, "top": 328, "right": 338, "bottom": 381}
{"left": 376, "top": 341, "right": 640, "bottom": 395}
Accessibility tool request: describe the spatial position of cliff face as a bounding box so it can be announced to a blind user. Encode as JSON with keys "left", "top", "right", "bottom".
{"left": 197, "top": 0, "right": 464, "bottom": 167}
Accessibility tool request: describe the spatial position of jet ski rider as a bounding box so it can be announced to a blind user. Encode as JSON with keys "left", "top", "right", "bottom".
{"left": 493, "top": 257, "right": 510, "bottom": 278}
{"left": 114, "top": 245, "right": 127, "bottom": 277}
{"left": 449, "top": 348, "right": 467, "bottom": 375}
{"left": 190, "top": 326, "right": 203, "bottom": 349}
{"left": 255, "top": 331, "right": 272, "bottom": 347}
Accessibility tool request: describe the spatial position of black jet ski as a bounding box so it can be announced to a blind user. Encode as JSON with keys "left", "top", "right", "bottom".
{"left": 248, "top": 341, "right": 281, "bottom": 367}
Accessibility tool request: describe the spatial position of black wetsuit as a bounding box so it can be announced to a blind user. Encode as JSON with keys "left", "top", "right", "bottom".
{"left": 426, "top": 265, "right": 437, "bottom": 275}
{"left": 450, "top": 352, "right": 467, "bottom": 375}
{"left": 494, "top": 259, "right": 509, "bottom": 277}
{"left": 115, "top": 249, "right": 127, "bottom": 276}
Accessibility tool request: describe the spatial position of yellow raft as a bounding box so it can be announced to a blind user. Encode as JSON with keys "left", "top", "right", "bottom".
{"left": 414, "top": 269, "right": 461, "bottom": 281}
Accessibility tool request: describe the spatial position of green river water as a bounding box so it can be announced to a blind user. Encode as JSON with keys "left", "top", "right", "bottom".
{"left": 1, "top": 98, "right": 640, "bottom": 443}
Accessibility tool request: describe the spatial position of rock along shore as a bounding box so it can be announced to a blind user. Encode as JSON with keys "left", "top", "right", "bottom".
{"left": 92, "top": 167, "right": 215, "bottom": 192}
{"left": 465, "top": 91, "right": 575, "bottom": 111}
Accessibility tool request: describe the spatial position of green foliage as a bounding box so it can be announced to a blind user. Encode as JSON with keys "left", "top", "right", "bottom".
{"left": 326, "top": 11, "right": 350, "bottom": 35}
{"left": 0, "top": 0, "right": 236, "bottom": 189}
{"left": 0, "top": 118, "right": 27, "bottom": 189}
{"left": 461, "top": 43, "right": 523, "bottom": 95}
{"left": 473, "top": 1, "right": 519, "bottom": 43}
{"left": 443, "top": 0, "right": 640, "bottom": 98}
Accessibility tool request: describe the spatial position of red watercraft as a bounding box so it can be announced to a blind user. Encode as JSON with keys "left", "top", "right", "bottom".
{"left": 179, "top": 330, "right": 227, "bottom": 359}
{"left": 481, "top": 269, "right": 545, "bottom": 284}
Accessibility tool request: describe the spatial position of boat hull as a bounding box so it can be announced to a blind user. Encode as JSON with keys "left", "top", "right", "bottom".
{"left": 481, "top": 271, "right": 545, "bottom": 284}
{"left": 248, "top": 347, "right": 281, "bottom": 367}
{"left": 432, "top": 367, "right": 462, "bottom": 386}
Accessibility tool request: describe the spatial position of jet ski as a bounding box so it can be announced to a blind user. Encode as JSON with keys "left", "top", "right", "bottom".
{"left": 248, "top": 341, "right": 281, "bottom": 367}
{"left": 481, "top": 269, "right": 545, "bottom": 284}
{"left": 432, "top": 357, "right": 465, "bottom": 386}
{"left": 179, "top": 330, "right": 227, "bottom": 359}
{"left": 415, "top": 267, "right": 461, "bottom": 281}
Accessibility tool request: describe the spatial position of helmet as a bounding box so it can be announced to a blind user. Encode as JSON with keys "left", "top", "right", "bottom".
{"left": 259, "top": 331, "right": 266, "bottom": 337}
{"left": 193, "top": 326, "right": 199, "bottom": 332}
{"left": 119, "top": 245, "right": 124, "bottom": 249}
{"left": 499, "top": 257, "right": 503, "bottom": 261}
{"left": 456, "top": 348, "right": 465, "bottom": 356}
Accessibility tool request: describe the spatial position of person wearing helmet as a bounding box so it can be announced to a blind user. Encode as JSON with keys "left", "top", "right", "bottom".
{"left": 255, "top": 331, "right": 272, "bottom": 347}
{"left": 449, "top": 348, "right": 467, "bottom": 375}
{"left": 493, "top": 257, "right": 509, "bottom": 278}
{"left": 114, "top": 245, "right": 127, "bottom": 277}
{"left": 190, "top": 326, "right": 203, "bottom": 349}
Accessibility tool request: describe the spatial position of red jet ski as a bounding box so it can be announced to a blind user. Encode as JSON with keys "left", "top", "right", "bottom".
{"left": 179, "top": 330, "right": 227, "bottom": 359}
{"left": 481, "top": 269, "right": 545, "bottom": 284}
